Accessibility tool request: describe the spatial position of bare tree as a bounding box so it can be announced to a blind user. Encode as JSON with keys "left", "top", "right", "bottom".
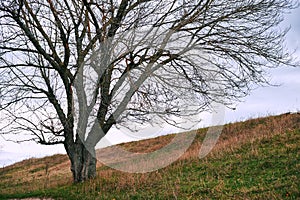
{"left": 0, "top": 0, "right": 298, "bottom": 182}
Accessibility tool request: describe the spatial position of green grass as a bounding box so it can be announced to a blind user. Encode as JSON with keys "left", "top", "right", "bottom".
{"left": 0, "top": 113, "right": 300, "bottom": 199}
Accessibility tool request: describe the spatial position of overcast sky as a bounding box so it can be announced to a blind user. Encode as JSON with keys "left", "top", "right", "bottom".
{"left": 1, "top": 6, "right": 300, "bottom": 167}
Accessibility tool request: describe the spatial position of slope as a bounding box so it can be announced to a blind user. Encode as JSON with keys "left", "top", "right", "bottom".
{"left": 0, "top": 112, "right": 299, "bottom": 199}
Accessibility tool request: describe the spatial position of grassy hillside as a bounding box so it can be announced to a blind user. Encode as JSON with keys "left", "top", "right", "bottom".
{"left": 0, "top": 113, "right": 299, "bottom": 199}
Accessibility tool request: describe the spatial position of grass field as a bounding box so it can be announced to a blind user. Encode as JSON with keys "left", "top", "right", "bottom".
{"left": 0, "top": 113, "right": 299, "bottom": 199}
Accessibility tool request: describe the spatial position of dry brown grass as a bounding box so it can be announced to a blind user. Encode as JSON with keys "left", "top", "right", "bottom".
{"left": 178, "top": 112, "right": 300, "bottom": 161}
{"left": 0, "top": 154, "right": 71, "bottom": 194}
{"left": 1, "top": 112, "right": 299, "bottom": 195}
{"left": 119, "top": 133, "right": 175, "bottom": 153}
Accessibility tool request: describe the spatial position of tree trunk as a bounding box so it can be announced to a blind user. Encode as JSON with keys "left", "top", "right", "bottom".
{"left": 66, "top": 141, "right": 97, "bottom": 183}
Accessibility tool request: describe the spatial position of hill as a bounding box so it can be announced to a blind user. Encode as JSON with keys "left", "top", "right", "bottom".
{"left": 0, "top": 113, "right": 299, "bottom": 199}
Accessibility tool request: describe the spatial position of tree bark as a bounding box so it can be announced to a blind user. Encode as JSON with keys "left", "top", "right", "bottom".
{"left": 82, "top": 147, "right": 97, "bottom": 180}
{"left": 66, "top": 141, "right": 97, "bottom": 183}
